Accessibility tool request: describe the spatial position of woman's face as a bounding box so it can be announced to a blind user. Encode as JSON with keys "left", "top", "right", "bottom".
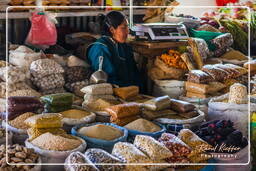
{"left": 111, "top": 20, "right": 129, "bottom": 43}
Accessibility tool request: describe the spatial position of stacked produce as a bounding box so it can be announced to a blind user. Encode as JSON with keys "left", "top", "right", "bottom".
{"left": 64, "top": 66, "right": 91, "bottom": 97}
{"left": 185, "top": 63, "right": 247, "bottom": 99}
{"left": 142, "top": 95, "right": 175, "bottom": 119}
{"left": 81, "top": 83, "right": 119, "bottom": 111}
{"left": 194, "top": 120, "right": 248, "bottom": 153}
{"left": 169, "top": 99, "right": 198, "bottom": 119}
{"left": 113, "top": 86, "right": 139, "bottom": 101}
{"left": 9, "top": 0, "right": 36, "bottom": 6}
{"left": 0, "top": 144, "right": 40, "bottom": 170}
{"left": 25, "top": 112, "right": 83, "bottom": 152}
{"left": 105, "top": 102, "right": 141, "bottom": 126}
{"left": 69, "top": 0, "right": 90, "bottom": 6}
{"left": 41, "top": 0, "right": 70, "bottom": 6}
{"left": 149, "top": 49, "right": 188, "bottom": 80}
{"left": 40, "top": 93, "right": 74, "bottom": 113}
{"left": 9, "top": 45, "right": 41, "bottom": 72}
{"left": 200, "top": 3, "right": 253, "bottom": 54}
{"left": 0, "top": 65, "right": 32, "bottom": 98}
{"left": 30, "top": 58, "right": 65, "bottom": 95}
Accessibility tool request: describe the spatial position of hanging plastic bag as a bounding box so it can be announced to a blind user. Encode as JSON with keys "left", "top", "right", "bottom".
{"left": 26, "top": 11, "right": 57, "bottom": 45}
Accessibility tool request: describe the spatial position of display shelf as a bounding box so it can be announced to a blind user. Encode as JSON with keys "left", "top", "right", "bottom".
{"left": 0, "top": 9, "right": 145, "bottom": 19}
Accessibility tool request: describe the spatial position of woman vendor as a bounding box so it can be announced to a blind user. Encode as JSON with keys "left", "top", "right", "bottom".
{"left": 87, "top": 11, "right": 143, "bottom": 90}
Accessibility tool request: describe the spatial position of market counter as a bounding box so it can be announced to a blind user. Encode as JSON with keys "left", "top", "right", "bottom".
{"left": 128, "top": 40, "right": 188, "bottom": 94}
{"left": 129, "top": 40, "right": 188, "bottom": 57}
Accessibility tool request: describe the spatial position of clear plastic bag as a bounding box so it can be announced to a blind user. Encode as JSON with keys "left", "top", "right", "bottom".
{"left": 158, "top": 133, "right": 191, "bottom": 157}
{"left": 143, "top": 95, "right": 171, "bottom": 111}
{"left": 85, "top": 148, "right": 125, "bottom": 170}
{"left": 26, "top": 11, "right": 57, "bottom": 45}
{"left": 134, "top": 135, "right": 173, "bottom": 160}
{"left": 64, "top": 151, "right": 99, "bottom": 171}
{"left": 80, "top": 83, "right": 113, "bottom": 95}
{"left": 105, "top": 102, "right": 140, "bottom": 120}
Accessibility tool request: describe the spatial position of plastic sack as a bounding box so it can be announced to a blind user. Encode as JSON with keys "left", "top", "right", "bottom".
{"left": 105, "top": 102, "right": 141, "bottom": 120}
{"left": 80, "top": 83, "right": 113, "bottom": 95}
{"left": 24, "top": 113, "right": 63, "bottom": 129}
{"left": 112, "top": 142, "right": 151, "bottom": 171}
{"left": 26, "top": 11, "right": 57, "bottom": 45}
{"left": 9, "top": 47, "right": 41, "bottom": 69}
{"left": 85, "top": 148, "right": 125, "bottom": 170}
{"left": 71, "top": 122, "right": 128, "bottom": 153}
{"left": 142, "top": 95, "right": 171, "bottom": 111}
{"left": 41, "top": 93, "right": 74, "bottom": 106}
{"left": 134, "top": 135, "right": 173, "bottom": 160}
{"left": 31, "top": 74, "right": 65, "bottom": 91}
{"left": 25, "top": 137, "right": 86, "bottom": 171}
{"left": 190, "top": 29, "right": 224, "bottom": 51}
{"left": 64, "top": 151, "right": 99, "bottom": 171}
{"left": 113, "top": 86, "right": 139, "bottom": 100}
{"left": 208, "top": 94, "right": 256, "bottom": 137}
{"left": 30, "top": 59, "right": 64, "bottom": 78}
{"left": 158, "top": 133, "right": 191, "bottom": 157}
{"left": 211, "top": 33, "right": 233, "bottom": 49}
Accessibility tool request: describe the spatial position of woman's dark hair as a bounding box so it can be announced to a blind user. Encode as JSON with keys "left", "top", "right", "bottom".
{"left": 97, "top": 11, "right": 127, "bottom": 36}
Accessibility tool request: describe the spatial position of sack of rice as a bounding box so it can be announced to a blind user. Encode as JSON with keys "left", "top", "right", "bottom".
{"left": 8, "top": 112, "right": 36, "bottom": 130}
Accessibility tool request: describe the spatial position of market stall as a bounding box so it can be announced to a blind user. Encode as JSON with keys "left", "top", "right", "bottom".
{"left": 0, "top": 0, "right": 255, "bottom": 171}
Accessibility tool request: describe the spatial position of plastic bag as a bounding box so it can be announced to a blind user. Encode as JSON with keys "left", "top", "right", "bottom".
{"left": 24, "top": 113, "right": 63, "bottom": 128}
{"left": 64, "top": 151, "right": 99, "bottom": 171}
{"left": 134, "top": 135, "right": 173, "bottom": 160}
{"left": 41, "top": 93, "right": 74, "bottom": 106}
{"left": 187, "top": 70, "right": 214, "bottom": 84}
{"left": 26, "top": 11, "right": 57, "bottom": 45}
{"left": 105, "top": 102, "right": 141, "bottom": 120}
{"left": 169, "top": 99, "right": 195, "bottom": 113}
{"left": 143, "top": 95, "right": 171, "bottom": 111}
{"left": 211, "top": 33, "right": 233, "bottom": 49}
{"left": 158, "top": 133, "right": 191, "bottom": 157}
{"left": 113, "top": 86, "right": 139, "bottom": 100}
{"left": 178, "top": 129, "right": 211, "bottom": 153}
{"left": 85, "top": 148, "right": 125, "bottom": 170}
{"left": 80, "top": 83, "right": 113, "bottom": 95}
{"left": 112, "top": 142, "right": 152, "bottom": 164}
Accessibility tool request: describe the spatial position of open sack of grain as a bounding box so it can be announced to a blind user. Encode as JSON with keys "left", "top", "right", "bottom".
{"left": 71, "top": 122, "right": 128, "bottom": 152}
{"left": 208, "top": 83, "right": 255, "bottom": 137}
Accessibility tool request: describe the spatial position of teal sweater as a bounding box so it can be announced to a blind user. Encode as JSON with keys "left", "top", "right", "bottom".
{"left": 87, "top": 36, "right": 143, "bottom": 89}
